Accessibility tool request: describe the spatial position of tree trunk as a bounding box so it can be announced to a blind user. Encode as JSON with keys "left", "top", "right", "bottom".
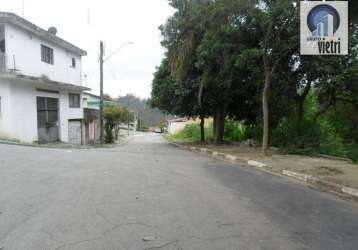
{"left": 200, "top": 115, "right": 205, "bottom": 145}
{"left": 295, "top": 82, "right": 311, "bottom": 123}
{"left": 262, "top": 53, "right": 275, "bottom": 157}
{"left": 214, "top": 106, "right": 226, "bottom": 145}
{"left": 115, "top": 126, "right": 120, "bottom": 140}
{"left": 213, "top": 114, "right": 217, "bottom": 141}
{"left": 198, "top": 83, "right": 205, "bottom": 145}
{"left": 296, "top": 98, "right": 304, "bottom": 123}
{"left": 262, "top": 78, "right": 270, "bottom": 156}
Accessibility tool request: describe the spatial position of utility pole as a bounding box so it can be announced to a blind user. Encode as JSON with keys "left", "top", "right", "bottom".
{"left": 127, "top": 100, "right": 130, "bottom": 136}
{"left": 99, "top": 41, "right": 104, "bottom": 145}
{"left": 22, "top": 0, "right": 25, "bottom": 18}
{"left": 98, "top": 41, "right": 132, "bottom": 144}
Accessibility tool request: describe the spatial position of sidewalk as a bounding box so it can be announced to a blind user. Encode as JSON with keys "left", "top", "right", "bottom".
{"left": 169, "top": 141, "right": 358, "bottom": 202}
{"left": 0, "top": 133, "right": 132, "bottom": 149}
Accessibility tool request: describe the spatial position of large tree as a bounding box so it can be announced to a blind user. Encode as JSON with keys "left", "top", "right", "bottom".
{"left": 158, "top": 0, "right": 213, "bottom": 143}
{"left": 196, "top": 0, "right": 261, "bottom": 143}
{"left": 247, "top": 0, "right": 300, "bottom": 155}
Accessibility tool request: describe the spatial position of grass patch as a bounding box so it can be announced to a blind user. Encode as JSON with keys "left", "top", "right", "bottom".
{"left": 167, "top": 120, "right": 249, "bottom": 145}
{"left": 166, "top": 124, "right": 213, "bottom": 144}
{"left": 166, "top": 119, "right": 358, "bottom": 164}
{"left": 321, "top": 143, "right": 358, "bottom": 163}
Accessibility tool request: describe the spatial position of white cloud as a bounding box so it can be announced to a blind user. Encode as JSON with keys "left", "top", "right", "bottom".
{"left": 0, "top": 0, "right": 173, "bottom": 98}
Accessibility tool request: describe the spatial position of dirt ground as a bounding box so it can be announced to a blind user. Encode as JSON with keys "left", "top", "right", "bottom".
{"left": 204, "top": 144, "right": 358, "bottom": 189}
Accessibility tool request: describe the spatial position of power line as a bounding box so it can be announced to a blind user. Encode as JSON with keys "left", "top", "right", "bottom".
{"left": 22, "top": 0, "right": 24, "bottom": 17}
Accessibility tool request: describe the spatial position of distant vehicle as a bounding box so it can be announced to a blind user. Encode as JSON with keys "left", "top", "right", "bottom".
{"left": 148, "top": 127, "right": 162, "bottom": 133}
{"left": 154, "top": 128, "right": 162, "bottom": 133}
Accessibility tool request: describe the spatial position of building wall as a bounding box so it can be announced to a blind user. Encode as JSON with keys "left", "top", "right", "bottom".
{"left": 168, "top": 121, "right": 188, "bottom": 135}
{"left": 5, "top": 23, "right": 82, "bottom": 85}
{"left": 0, "top": 78, "right": 83, "bottom": 143}
{"left": 168, "top": 118, "right": 213, "bottom": 135}
{"left": 0, "top": 79, "right": 11, "bottom": 138}
{"left": 83, "top": 94, "right": 122, "bottom": 110}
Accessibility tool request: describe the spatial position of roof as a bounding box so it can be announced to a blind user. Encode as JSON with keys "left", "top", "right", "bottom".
{"left": 168, "top": 117, "right": 188, "bottom": 123}
{"left": 0, "top": 12, "right": 87, "bottom": 56}
{"left": 2, "top": 73, "right": 90, "bottom": 92}
{"left": 83, "top": 92, "right": 100, "bottom": 99}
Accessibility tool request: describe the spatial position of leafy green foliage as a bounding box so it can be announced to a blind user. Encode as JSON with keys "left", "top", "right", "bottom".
{"left": 103, "top": 106, "right": 118, "bottom": 144}
{"left": 116, "top": 94, "right": 167, "bottom": 129}
{"left": 271, "top": 118, "right": 322, "bottom": 154}
{"left": 159, "top": 120, "right": 167, "bottom": 133}
{"left": 103, "top": 105, "right": 132, "bottom": 144}
{"left": 224, "top": 119, "right": 247, "bottom": 142}
{"left": 167, "top": 123, "right": 213, "bottom": 143}
{"left": 169, "top": 119, "right": 249, "bottom": 144}
{"left": 155, "top": 0, "right": 358, "bottom": 161}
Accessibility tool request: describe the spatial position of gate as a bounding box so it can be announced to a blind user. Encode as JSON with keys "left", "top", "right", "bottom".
{"left": 37, "top": 97, "right": 59, "bottom": 143}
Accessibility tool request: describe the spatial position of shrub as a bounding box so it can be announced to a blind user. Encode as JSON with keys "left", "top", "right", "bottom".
{"left": 246, "top": 123, "right": 263, "bottom": 143}
{"left": 169, "top": 123, "right": 213, "bottom": 143}
{"left": 103, "top": 106, "right": 121, "bottom": 144}
{"left": 171, "top": 119, "right": 249, "bottom": 143}
{"left": 270, "top": 118, "right": 322, "bottom": 154}
{"left": 224, "top": 119, "right": 248, "bottom": 142}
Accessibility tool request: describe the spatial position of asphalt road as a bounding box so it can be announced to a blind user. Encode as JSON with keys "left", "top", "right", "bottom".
{"left": 0, "top": 133, "right": 358, "bottom": 250}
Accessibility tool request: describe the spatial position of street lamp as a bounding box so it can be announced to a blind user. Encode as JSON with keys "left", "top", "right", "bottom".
{"left": 104, "top": 42, "right": 134, "bottom": 63}
{"left": 99, "top": 41, "right": 134, "bottom": 145}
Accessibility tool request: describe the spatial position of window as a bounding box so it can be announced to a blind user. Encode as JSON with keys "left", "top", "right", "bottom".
{"left": 71, "top": 58, "right": 76, "bottom": 68}
{"left": 41, "top": 45, "right": 54, "bottom": 64}
{"left": 69, "top": 93, "right": 80, "bottom": 108}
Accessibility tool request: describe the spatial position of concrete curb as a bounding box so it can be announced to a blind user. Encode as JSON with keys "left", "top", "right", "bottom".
{"left": 0, "top": 136, "right": 133, "bottom": 150}
{"left": 248, "top": 160, "right": 269, "bottom": 169}
{"left": 282, "top": 170, "right": 316, "bottom": 182}
{"left": 168, "top": 141, "right": 358, "bottom": 202}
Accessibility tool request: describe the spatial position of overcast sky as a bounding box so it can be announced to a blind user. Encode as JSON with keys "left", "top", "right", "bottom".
{"left": 0, "top": 0, "right": 173, "bottom": 99}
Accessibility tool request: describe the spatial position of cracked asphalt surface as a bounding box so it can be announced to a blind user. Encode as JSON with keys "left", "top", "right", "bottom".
{"left": 1, "top": 133, "right": 358, "bottom": 250}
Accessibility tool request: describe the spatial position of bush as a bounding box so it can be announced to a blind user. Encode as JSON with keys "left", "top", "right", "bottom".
{"left": 224, "top": 119, "right": 248, "bottom": 142}
{"left": 103, "top": 106, "right": 120, "bottom": 144}
{"left": 170, "top": 119, "right": 249, "bottom": 144}
{"left": 271, "top": 118, "right": 322, "bottom": 154}
{"left": 343, "top": 144, "right": 358, "bottom": 163}
{"left": 169, "top": 123, "right": 213, "bottom": 143}
{"left": 269, "top": 116, "right": 358, "bottom": 162}
{"left": 246, "top": 123, "right": 263, "bottom": 143}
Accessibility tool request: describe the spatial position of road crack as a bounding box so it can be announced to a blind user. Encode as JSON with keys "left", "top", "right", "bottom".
{"left": 55, "top": 237, "right": 102, "bottom": 250}
{"left": 188, "top": 234, "right": 246, "bottom": 241}
{"left": 144, "top": 239, "right": 180, "bottom": 250}
{"left": 217, "top": 222, "right": 243, "bottom": 229}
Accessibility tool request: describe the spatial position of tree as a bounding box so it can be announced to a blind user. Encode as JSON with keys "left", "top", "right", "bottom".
{"left": 116, "top": 94, "right": 167, "bottom": 129}
{"left": 150, "top": 58, "right": 207, "bottom": 141}
{"left": 197, "top": 0, "right": 261, "bottom": 144}
{"left": 103, "top": 106, "right": 121, "bottom": 143}
{"left": 156, "top": 0, "right": 263, "bottom": 144}
{"left": 245, "top": 0, "right": 299, "bottom": 155}
{"left": 159, "top": 119, "right": 167, "bottom": 133}
{"left": 157, "top": 0, "right": 212, "bottom": 144}
{"left": 153, "top": 0, "right": 358, "bottom": 156}
{"left": 103, "top": 105, "right": 134, "bottom": 143}
{"left": 103, "top": 94, "right": 113, "bottom": 101}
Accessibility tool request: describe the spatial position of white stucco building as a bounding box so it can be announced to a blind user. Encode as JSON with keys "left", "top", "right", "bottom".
{"left": 0, "top": 12, "right": 89, "bottom": 143}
